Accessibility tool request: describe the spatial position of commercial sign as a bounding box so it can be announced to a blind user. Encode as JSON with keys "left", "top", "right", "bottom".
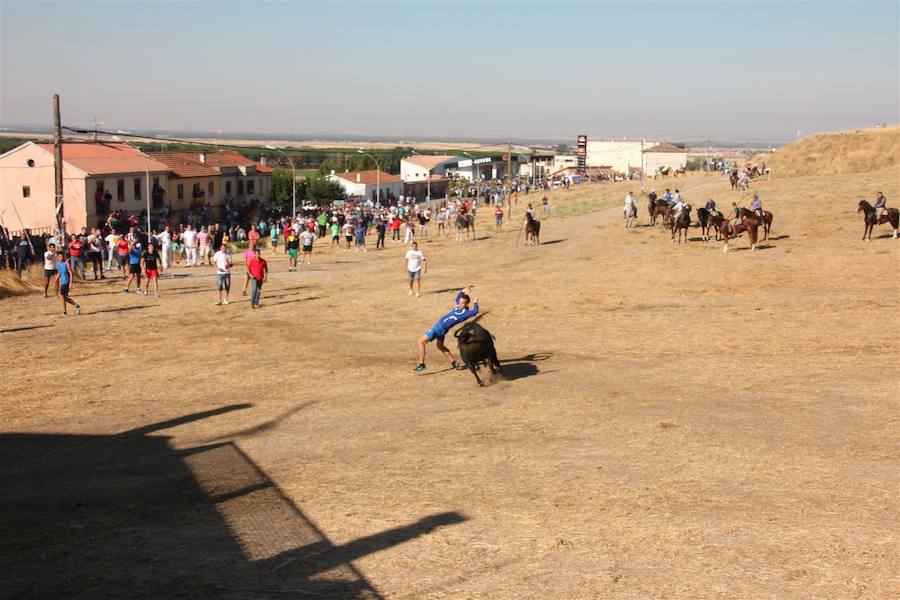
{"left": 576, "top": 135, "right": 587, "bottom": 173}
{"left": 455, "top": 156, "right": 499, "bottom": 168}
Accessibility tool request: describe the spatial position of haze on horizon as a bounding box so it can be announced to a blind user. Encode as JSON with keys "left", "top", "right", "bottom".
{"left": 1, "top": 0, "right": 898, "bottom": 143}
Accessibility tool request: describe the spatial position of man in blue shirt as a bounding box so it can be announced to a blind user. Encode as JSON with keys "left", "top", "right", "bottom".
{"left": 55, "top": 250, "right": 81, "bottom": 316}
{"left": 751, "top": 194, "right": 764, "bottom": 221}
{"left": 414, "top": 287, "right": 479, "bottom": 372}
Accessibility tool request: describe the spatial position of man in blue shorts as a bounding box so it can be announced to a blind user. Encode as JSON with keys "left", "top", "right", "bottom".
{"left": 413, "top": 287, "right": 478, "bottom": 372}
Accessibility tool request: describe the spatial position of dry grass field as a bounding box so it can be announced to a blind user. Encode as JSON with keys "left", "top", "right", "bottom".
{"left": 1, "top": 136, "right": 898, "bottom": 598}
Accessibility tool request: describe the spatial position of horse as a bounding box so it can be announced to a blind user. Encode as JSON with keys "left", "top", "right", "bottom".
{"left": 707, "top": 213, "right": 728, "bottom": 241}
{"left": 624, "top": 202, "right": 638, "bottom": 228}
{"left": 647, "top": 197, "right": 657, "bottom": 225}
{"left": 722, "top": 215, "right": 760, "bottom": 252}
{"left": 697, "top": 207, "right": 711, "bottom": 241}
{"left": 655, "top": 166, "right": 671, "bottom": 179}
{"left": 455, "top": 213, "right": 475, "bottom": 241}
{"left": 671, "top": 205, "right": 692, "bottom": 244}
{"left": 737, "top": 176, "right": 750, "bottom": 194}
{"left": 672, "top": 166, "right": 686, "bottom": 178}
{"left": 729, "top": 171, "right": 739, "bottom": 190}
{"left": 739, "top": 207, "right": 773, "bottom": 240}
{"left": 857, "top": 200, "right": 899, "bottom": 241}
{"left": 525, "top": 212, "right": 541, "bottom": 245}
{"left": 653, "top": 203, "right": 672, "bottom": 228}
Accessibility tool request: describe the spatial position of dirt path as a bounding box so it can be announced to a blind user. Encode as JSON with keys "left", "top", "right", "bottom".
{"left": 1, "top": 169, "right": 898, "bottom": 599}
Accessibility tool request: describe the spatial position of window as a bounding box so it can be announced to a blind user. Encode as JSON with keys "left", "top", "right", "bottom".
{"left": 22, "top": 186, "right": 30, "bottom": 198}
{"left": 117, "top": 179, "right": 125, "bottom": 202}
{"left": 238, "top": 180, "right": 244, "bottom": 195}
{"left": 192, "top": 182, "right": 202, "bottom": 198}
{"left": 26, "top": 159, "right": 35, "bottom": 168}
{"left": 247, "top": 179, "right": 255, "bottom": 194}
{"left": 208, "top": 181, "right": 214, "bottom": 197}
{"left": 177, "top": 184, "right": 184, "bottom": 200}
{"left": 134, "top": 178, "right": 141, "bottom": 199}
{"left": 225, "top": 181, "right": 232, "bottom": 196}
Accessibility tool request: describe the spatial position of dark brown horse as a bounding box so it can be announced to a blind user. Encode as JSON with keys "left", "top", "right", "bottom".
{"left": 648, "top": 196, "right": 658, "bottom": 225}
{"left": 857, "top": 200, "right": 899, "bottom": 241}
{"left": 671, "top": 205, "right": 692, "bottom": 244}
{"left": 706, "top": 213, "right": 728, "bottom": 241}
{"left": 525, "top": 212, "right": 541, "bottom": 245}
{"left": 722, "top": 215, "right": 760, "bottom": 252}
{"left": 729, "top": 171, "right": 739, "bottom": 190}
{"left": 653, "top": 203, "right": 672, "bottom": 229}
{"left": 697, "top": 207, "right": 712, "bottom": 241}
{"left": 739, "top": 207, "right": 773, "bottom": 240}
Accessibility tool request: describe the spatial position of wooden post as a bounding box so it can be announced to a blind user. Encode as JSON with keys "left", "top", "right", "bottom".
{"left": 53, "top": 94, "right": 65, "bottom": 255}
{"left": 507, "top": 134, "right": 513, "bottom": 219}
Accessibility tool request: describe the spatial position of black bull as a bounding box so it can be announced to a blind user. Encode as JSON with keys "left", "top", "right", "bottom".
{"left": 454, "top": 323, "right": 502, "bottom": 386}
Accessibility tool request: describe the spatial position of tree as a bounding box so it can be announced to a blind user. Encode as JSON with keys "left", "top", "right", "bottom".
{"left": 304, "top": 175, "right": 345, "bottom": 207}
{"left": 555, "top": 143, "right": 570, "bottom": 154}
{"left": 271, "top": 169, "right": 298, "bottom": 210}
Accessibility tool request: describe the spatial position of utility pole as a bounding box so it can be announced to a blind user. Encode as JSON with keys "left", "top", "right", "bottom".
{"left": 507, "top": 134, "right": 513, "bottom": 218}
{"left": 707, "top": 136, "right": 711, "bottom": 174}
{"left": 53, "top": 94, "right": 65, "bottom": 256}
{"left": 640, "top": 139, "right": 645, "bottom": 192}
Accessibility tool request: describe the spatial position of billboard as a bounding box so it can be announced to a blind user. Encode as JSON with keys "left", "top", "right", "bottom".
{"left": 576, "top": 135, "right": 587, "bottom": 173}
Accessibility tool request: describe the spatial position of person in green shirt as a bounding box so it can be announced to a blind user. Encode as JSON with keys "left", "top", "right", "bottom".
{"left": 317, "top": 212, "right": 328, "bottom": 238}
{"left": 286, "top": 232, "right": 300, "bottom": 271}
{"left": 330, "top": 221, "right": 340, "bottom": 248}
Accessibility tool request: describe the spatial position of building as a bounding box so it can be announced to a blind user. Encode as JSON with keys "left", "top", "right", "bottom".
{"left": 328, "top": 170, "right": 403, "bottom": 204}
{"left": 0, "top": 141, "right": 169, "bottom": 234}
{"left": 552, "top": 155, "right": 579, "bottom": 174}
{"left": 399, "top": 155, "right": 458, "bottom": 201}
{"left": 642, "top": 142, "right": 688, "bottom": 174}
{"left": 444, "top": 155, "right": 523, "bottom": 181}
{"left": 150, "top": 150, "right": 273, "bottom": 216}
{"left": 399, "top": 155, "right": 459, "bottom": 182}
{"left": 584, "top": 139, "right": 688, "bottom": 175}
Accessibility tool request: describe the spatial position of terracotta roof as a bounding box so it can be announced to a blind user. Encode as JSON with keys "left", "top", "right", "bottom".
{"left": 255, "top": 163, "right": 273, "bottom": 173}
{"left": 150, "top": 152, "right": 220, "bottom": 178}
{"left": 403, "top": 155, "right": 457, "bottom": 169}
{"left": 36, "top": 142, "right": 169, "bottom": 175}
{"left": 644, "top": 141, "right": 686, "bottom": 153}
{"left": 200, "top": 150, "right": 256, "bottom": 168}
{"left": 332, "top": 170, "right": 401, "bottom": 185}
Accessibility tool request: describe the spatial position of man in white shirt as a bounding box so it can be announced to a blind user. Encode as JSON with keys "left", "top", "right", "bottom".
{"left": 404, "top": 241, "right": 426, "bottom": 297}
{"left": 212, "top": 243, "right": 233, "bottom": 305}
{"left": 43, "top": 242, "right": 58, "bottom": 297}
{"left": 157, "top": 225, "right": 173, "bottom": 269}
{"left": 104, "top": 231, "right": 120, "bottom": 270}
{"left": 299, "top": 229, "right": 317, "bottom": 265}
{"left": 182, "top": 224, "right": 198, "bottom": 267}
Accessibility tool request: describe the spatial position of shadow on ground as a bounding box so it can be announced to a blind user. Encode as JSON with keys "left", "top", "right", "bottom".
{"left": 499, "top": 352, "right": 553, "bottom": 381}
{"left": 0, "top": 405, "right": 467, "bottom": 599}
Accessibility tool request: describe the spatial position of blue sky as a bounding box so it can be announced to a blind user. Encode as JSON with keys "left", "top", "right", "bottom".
{"left": 1, "top": 0, "right": 898, "bottom": 141}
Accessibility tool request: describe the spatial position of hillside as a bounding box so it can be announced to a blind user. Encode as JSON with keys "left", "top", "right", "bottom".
{"left": 763, "top": 126, "right": 900, "bottom": 176}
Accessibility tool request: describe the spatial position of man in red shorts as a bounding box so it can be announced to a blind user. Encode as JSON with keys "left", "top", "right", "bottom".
{"left": 141, "top": 242, "right": 163, "bottom": 297}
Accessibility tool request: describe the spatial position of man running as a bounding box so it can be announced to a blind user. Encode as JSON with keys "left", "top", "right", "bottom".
{"left": 247, "top": 247, "right": 268, "bottom": 309}
{"left": 413, "top": 287, "right": 479, "bottom": 373}
{"left": 141, "top": 242, "right": 163, "bottom": 296}
{"left": 405, "top": 241, "right": 426, "bottom": 297}
{"left": 55, "top": 250, "right": 81, "bottom": 316}
{"left": 213, "top": 243, "right": 233, "bottom": 305}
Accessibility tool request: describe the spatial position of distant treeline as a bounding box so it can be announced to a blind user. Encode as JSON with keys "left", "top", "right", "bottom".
{"left": 0, "top": 136, "right": 500, "bottom": 176}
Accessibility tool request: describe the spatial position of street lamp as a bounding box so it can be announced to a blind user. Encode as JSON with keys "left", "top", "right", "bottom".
{"left": 356, "top": 149, "right": 380, "bottom": 206}
{"left": 266, "top": 145, "right": 296, "bottom": 217}
{"left": 113, "top": 135, "right": 151, "bottom": 238}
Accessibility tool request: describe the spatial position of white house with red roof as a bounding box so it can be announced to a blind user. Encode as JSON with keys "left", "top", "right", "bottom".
{"left": 328, "top": 169, "right": 402, "bottom": 204}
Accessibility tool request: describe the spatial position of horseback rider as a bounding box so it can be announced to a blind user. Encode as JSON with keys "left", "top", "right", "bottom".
{"left": 751, "top": 194, "right": 764, "bottom": 222}
{"left": 648, "top": 189, "right": 657, "bottom": 205}
{"left": 874, "top": 192, "right": 887, "bottom": 219}
{"left": 526, "top": 203, "right": 535, "bottom": 218}
{"left": 672, "top": 195, "right": 685, "bottom": 222}
{"left": 672, "top": 189, "right": 682, "bottom": 205}
{"left": 663, "top": 188, "right": 673, "bottom": 204}
{"left": 729, "top": 202, "right": 742, "bottom": 235}
{"left": 705, "top": 198, "right": 718, "bottom": 217}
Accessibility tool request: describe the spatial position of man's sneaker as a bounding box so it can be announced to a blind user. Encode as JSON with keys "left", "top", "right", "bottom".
{"left": 122, "top": 288, "right": 129, "bottom": 293}
{"left": 451, "top": 361, "right": 460, "bottom": 370}
{"left": 59, "top": 312, "right": 67, "bottom": 317}
{"left": 75, "top": 305, "right": 81, "bottom": 316}
{"left": 215, "top": 300, "right": 222, "bottom": 306}
{"left": 222, "top": 299, "right": 229, "bottom": 305}
{"left": 413, "top": 363, "right": 426, "bottom": 373}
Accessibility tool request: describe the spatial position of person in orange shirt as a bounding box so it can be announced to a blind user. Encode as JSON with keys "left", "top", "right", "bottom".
{"left": 247, "top": 225, "right": 261, "bottom": 249}
{"left": 246, "top": 248, "right": 268, "bottom": 309}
